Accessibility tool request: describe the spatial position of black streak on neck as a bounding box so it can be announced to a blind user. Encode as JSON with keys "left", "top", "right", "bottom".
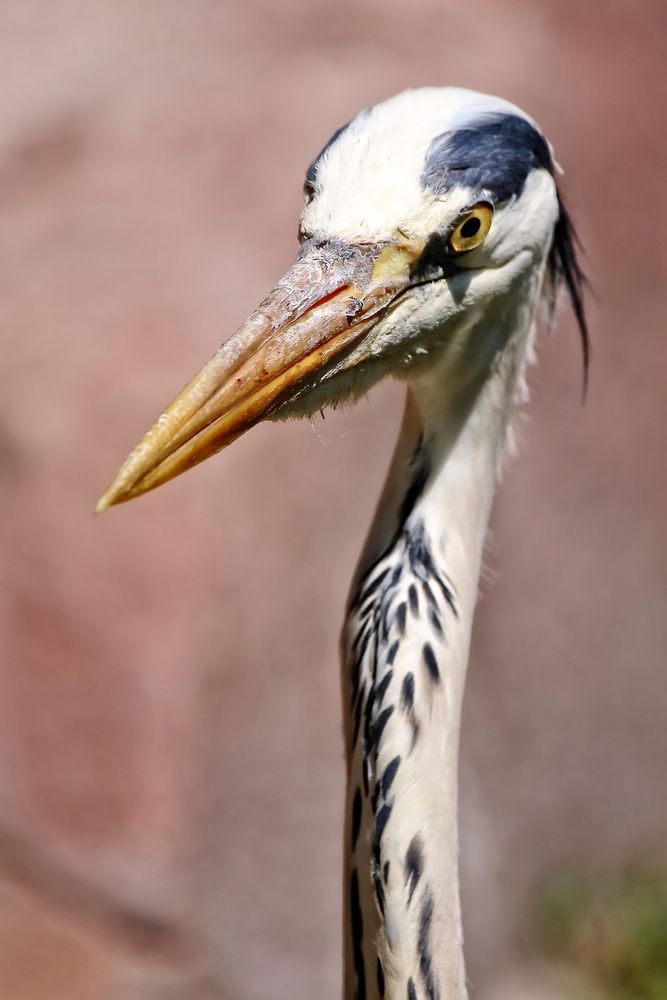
{"left": 418, "top": 891, "right": 438, "bottom": 1000}
{"left": 350, "top": 869, "right": 366, "bottom": 1000}
{"left": 405, "top": 835, "right": 424, "bottom": 905}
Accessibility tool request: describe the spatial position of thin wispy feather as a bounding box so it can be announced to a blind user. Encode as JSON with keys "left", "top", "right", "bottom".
{"left": 548, "top": 194, "right": 590, "bottom": 395}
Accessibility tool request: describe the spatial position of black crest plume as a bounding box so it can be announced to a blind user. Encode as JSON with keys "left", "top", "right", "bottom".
{"left": 548, "top": 193, "right": 590, "bottom": 394}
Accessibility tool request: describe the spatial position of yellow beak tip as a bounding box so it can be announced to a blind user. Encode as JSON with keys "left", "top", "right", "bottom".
{"left": 94, "top": 492, "right": 115, "bottom": 515}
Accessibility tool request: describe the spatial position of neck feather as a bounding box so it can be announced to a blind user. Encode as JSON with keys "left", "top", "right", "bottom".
{"left": 341, "top": 290, "right": 537, "bottom": 1000}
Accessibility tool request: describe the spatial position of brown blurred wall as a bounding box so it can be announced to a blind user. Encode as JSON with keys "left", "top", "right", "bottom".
{"left": 0, "top": 1, "right": 665, "bottom": 997}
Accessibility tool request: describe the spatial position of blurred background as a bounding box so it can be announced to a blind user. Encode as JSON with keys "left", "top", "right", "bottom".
{"left": 1, "top": 1, "right": 666, "bottom": 998}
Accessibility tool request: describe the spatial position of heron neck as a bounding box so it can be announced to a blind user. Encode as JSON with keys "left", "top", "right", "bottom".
{"left": 343, "top": 304, "right": 533, "bottom": 1000}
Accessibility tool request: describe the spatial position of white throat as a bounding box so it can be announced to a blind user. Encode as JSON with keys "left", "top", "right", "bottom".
{"left": 341, "top": 275, "right": 540, "bottom": 1000}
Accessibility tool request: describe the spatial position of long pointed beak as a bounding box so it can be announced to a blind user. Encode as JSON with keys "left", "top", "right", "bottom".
{"left": 96, "top": 239, "right": 422, "bottom": 512}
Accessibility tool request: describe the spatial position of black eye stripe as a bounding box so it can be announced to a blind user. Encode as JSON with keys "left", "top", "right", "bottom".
{"left": 421, "top": 113, "right": 554, "bottom": 204}
{"left": 410, "top": 205, "right": 491, "bottom": 282}
{"left": 410, "top": 233, "right": 460, "bottom": 283}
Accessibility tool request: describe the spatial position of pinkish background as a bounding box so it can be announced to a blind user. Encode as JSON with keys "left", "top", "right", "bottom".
{"left": 1, "top": 2, "right": 665, "bottom": 997}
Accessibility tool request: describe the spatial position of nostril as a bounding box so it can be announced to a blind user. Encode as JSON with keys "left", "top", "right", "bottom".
{"left": 346, "top": 298, "right": 364, "bottom": 322}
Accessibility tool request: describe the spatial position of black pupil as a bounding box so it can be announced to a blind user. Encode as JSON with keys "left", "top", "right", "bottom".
{"left": 459, "top": 216, "right": 481, "bottom": 239}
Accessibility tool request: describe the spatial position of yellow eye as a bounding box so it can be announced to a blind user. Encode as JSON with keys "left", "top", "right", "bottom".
{"left": 448, "top": 203, "right": 494, "bottom": 254}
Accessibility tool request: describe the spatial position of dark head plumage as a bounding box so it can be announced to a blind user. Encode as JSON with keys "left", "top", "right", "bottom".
{"left": 304, "top": 104, "right": 589, "bottom": 393}
{"left": 420, "top": 113, "right": 589, "bottom": 390}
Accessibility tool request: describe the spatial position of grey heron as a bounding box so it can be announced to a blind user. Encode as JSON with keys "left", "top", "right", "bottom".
{"left": 97, "top": 87, "right": 587, "bottom": 1000}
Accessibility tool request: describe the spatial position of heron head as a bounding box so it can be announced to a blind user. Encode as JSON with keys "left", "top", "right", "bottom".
{"left": 97, "top": 87, "right": 586, "bottom": 512}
